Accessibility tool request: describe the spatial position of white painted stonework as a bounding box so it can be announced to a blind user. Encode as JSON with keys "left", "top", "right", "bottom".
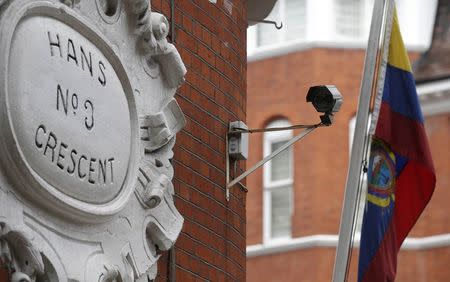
{"left": 0, "top": 0, "right": 186, "bottom": 280}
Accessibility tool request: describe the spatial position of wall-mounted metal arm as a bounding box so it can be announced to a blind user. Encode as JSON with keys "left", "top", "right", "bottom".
{"left": 226, "top": 123, "right": 323, "bottom": 201}
{"left": 248, "top": 19, "right": 283, "bottom": 29}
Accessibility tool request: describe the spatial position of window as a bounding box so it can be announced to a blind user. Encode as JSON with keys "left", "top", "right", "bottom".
{"left": 248, "top": 0, "right": 376, "bottom": 54}
{"left": 335, "top": 0, "right": 364, "bottom": 38}
{"left": 263, "top": 119, "right": 293, "bottom": 242}
{"left": 256, "top": 0, "right": 307, "bottom": 47}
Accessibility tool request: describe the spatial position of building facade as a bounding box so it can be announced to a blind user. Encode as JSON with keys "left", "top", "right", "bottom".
{"left": 0, "top": 0, "right": 249, "bottom": 281}
{"left": 246, "top": 0, "right": 450, "bottom": 281}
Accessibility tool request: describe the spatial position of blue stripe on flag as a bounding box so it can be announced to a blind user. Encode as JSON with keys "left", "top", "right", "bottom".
{"left": 382, "top": 64, "right": 424, "bottom": 123}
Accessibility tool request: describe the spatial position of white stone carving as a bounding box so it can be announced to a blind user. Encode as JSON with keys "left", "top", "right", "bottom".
{"left": 133, "top": 0, "right": 187, "bottom": 88}
{"left": 0, "top": 222, "right": 44, "bottom": 280}
{"left": 0, "top": 0, "right": 186, "bottom": 280}
{"left": 140, "top": 99, "right": 186, "bottom": 153}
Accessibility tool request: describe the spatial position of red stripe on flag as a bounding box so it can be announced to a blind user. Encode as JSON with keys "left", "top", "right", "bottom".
{"left": 394, "top": 161, "right": 436, "bottom": 249}
{"left": 375, "top": 103, "right": 434, "bottom": 172}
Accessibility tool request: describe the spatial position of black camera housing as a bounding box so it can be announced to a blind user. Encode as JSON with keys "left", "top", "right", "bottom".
{"left": 306, "top": 85, "right": 343, "bottom": 126}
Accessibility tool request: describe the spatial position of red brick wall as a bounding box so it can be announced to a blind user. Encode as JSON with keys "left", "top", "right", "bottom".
{"left": 246, "top": 49, "right": 450, "bottom": 281}
{"left": 153, "top": 1, "right": 248, "bottom": 281}
{"left": 248, "top": 246, "right": 450, "bottom": 282}
{"left": 247, "top": 248, "right": 337, "bottom": 282}
{"left": 246, "top": 48, "right": 369, "bottom": 245}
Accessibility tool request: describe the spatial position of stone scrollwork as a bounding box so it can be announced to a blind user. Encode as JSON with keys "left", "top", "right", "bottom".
{"left": 0, "top": 223, "right": 44, "bottom": 281}
{"left": 140, "top": 174, "right": 170, "bottom": 209}
{"left": 132, "top": 0, "right": 187, "bottom": 88}
{"left": 140, "top": 99, "right": 186, "bottom": 153}
{"left": 0, "top": 0, "right": 186, "bottom": 281}
{"left": 99, "top": 264, "right": 121, "bottom": 282}
{"left": 60, "top": 0, "right": 80, "bottom": 8}
{"left": 11, "top": 272, "right": 32, "bottom": 282}
{"left": 133, "top": 0, "right": 169, "bottom": 53}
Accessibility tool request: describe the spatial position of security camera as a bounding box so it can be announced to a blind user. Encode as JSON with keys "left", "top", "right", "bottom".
{"left": 306, "top": 85, "right": 343, "bottom": 125}
{"left": 306, "top": 85, "right": 343, "bottom": 113}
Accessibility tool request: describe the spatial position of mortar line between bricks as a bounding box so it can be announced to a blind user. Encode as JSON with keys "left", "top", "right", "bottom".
{"left": 174, "top": 9, "right": 246, "bottom": 67}
{"left": 175, "top": 247, "right": 232, "bottom": 281}
{"left": 174, "top": 263, "right": 210, "bottom": 282}
{"left": 176, "top": 247, "right": 242, "bottom": 282}
{"left": 173, "top": 160, "right": 223, "bottom": 192}
{"left": 179, "top": 217, "right": 245, "bottom": 259}
{"left": 179, "top": 116, "right": 225, "bottom": 144}
{"left": 173, "top": 14, "right": 246, "bottom": 81}
{"left": 179, "top": 45, "right": 245, "bottom": 97}
{"left": 173, "top": 160, "right": 245, "bottom": 206}
{"left": 178, "top": 227, "right": 246, "bottom": 271}
{"left": 177, "top": 145, "right": 226, "bottom": 177}
{"left": 178, "top": 121, "right": 224, "bottom": 148}
{"left": 180, "top": 56, "right": 244, "bottom": 107}
{"left": 183, "top": 78, "right": 243, "bottom": 122}
{"left": 175, "top": 198, "right": 246, "bottom": 250}
{"left": 215, "top": 5, "right": 247, "bottom": 33}
{"left": 173, "top": 153, "right": 245, "bottom": 203}
{"left": 177, "top": 94, "right": 230, "bottom": 132}
{"left": 187, "top": 16, "right": 244, "bottom": 64}
{"left": 173, "top": 174, "right": 246, "bottom": 224}
{"left": 179, "top": 130, "right": 225, "bottom": 157}
{"left": 174, "top": 188, "right": 246, "bottom": 237}
{"left": 175, "top": 43, "right": 245, "bottom": 101}
{"left": 179, "top": 83, "right": 238, "bottom": 130}
{"left": 195, "top": 36, "right": 244, "bottom": 79}
{"left": 175, "top": 22, "right": 246, "bottom": 74}
{"left": 183, "top": 78, "right": 242, "bottom": 123}
{"left": 176, "top": 0, "right": 244, "bottom": 36}
{"left": 178, "top": 228, "right": 246, "bottom": 271}
{"left": 177, "top": 90, "right": 230, "bottom": 126}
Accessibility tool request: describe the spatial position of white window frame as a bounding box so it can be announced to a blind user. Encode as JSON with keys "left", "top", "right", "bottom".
{"left": 252, "top": 0, "right": 308, "bottom": 48}
{"left": 247, "top": 0, "right": 438, "bottom": 61}
{"left": 263, "top": 119, "right": 294, "bottom": 244}
{"left": 333, "top": 0, "right": 367, "bottom": 40}
{"left": 248, "top": 0, "right": 373, "bottom": 51}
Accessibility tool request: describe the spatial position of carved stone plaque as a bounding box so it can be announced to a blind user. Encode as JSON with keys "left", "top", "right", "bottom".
{"left": 0, "top": 0, "right": 186, "bottom": 281}
{"left": 9, "top": 16, "right": 133, "bottom": 204}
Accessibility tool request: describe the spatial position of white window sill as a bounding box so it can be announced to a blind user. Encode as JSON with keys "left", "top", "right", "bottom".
{"left": 247, "top": 234, "right": 339, "bottom": 257}
{"left": 247, "top": 233, "right": 450, "bottom": 258}
{"left": 247, "top": 39, "right": 429, "bottom": 63}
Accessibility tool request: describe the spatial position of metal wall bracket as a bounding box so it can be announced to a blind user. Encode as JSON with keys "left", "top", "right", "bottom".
{"left": 225, "top": 122, "right": 324, "bottom": 201}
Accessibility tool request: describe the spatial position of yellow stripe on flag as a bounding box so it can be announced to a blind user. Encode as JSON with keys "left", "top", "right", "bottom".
{"left": 387, "top": 10, "right": 412, "bottom": 72}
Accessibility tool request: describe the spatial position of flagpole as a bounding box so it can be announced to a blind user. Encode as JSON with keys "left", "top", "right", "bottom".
{"left": 332, "top": 0, "right": 394, "bottom": 281}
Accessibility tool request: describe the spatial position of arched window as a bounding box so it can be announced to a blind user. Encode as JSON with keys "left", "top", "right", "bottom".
{"left": 263, "top": 119, "right": 293, "bottom": 243}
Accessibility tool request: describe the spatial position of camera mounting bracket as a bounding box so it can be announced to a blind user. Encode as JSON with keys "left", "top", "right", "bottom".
{"left": 225, "top": 122, "right": 325, "bottom": 201}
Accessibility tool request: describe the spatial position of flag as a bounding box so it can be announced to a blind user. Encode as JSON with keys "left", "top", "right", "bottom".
{"left": 357, "top": 8, "right": 436, "bottom": 282}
